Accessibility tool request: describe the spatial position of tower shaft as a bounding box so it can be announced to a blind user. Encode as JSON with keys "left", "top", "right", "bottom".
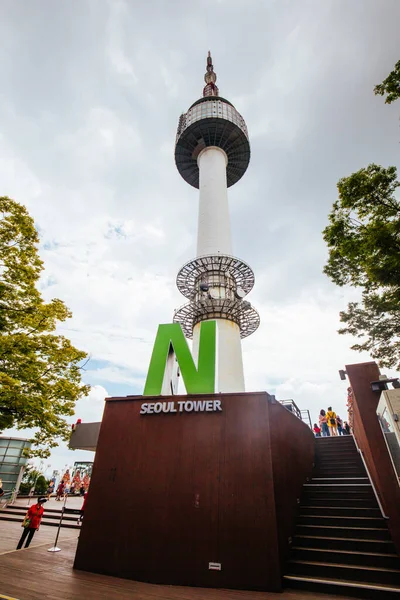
{"left": 192, "top": 319, "right": 245, "bottom": 392}
{"left": 194, "top": 145, "right": 244, "bottom": 391}
{"left": 197, "top": 147, "right": 232, "bottom": 256}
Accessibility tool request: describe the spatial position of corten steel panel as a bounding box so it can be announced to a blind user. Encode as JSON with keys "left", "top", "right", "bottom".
{"left": 346, "top": 362, "right": 400, "bottom": 554}
{"left": 69, "top": 422, "right": 101, "bottom": 451}
{"left": 270, "top": 399, "right": 315, "bottom": 566}
{"left": 214, "top": 393, "right": 280, "bottom": 591}
{"left": 74, "top": 392, "right": 314, "bottom": 591}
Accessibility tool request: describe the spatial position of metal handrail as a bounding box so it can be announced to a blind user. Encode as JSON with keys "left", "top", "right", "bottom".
{"left": 0, "top": 489, "right": 14, "bottom": 509}
{"left": 352, "top": 433, "right": 389, "bottom": 519}
{"left": 280, "top": 400, "right": 301, "bottom": 419}
{"left": 300, "top": 409, "right": 312, "bottom": 429}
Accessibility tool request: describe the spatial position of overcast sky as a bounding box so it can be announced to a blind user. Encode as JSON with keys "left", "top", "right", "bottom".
{"left": 1, "top": 0, "right": 399, "bottom": 473}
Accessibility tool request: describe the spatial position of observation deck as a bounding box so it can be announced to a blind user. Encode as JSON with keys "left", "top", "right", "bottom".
{"left": 173, "top": 253, "right": 260, "bottom": 339}
{"left": 175, "top": 96, "right": 250, "bottom": 189}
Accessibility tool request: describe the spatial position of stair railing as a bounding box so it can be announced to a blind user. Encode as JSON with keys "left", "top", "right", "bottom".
{"left": 0, "top": 490, "right": 13, "bottom": 510}
{"left": 352, "top": 433, "right": 389, "bottom": 519}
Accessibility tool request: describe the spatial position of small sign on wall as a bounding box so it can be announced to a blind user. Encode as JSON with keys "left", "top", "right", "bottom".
{"left": 209, "top": 562, "right": 222, "bottom": 571}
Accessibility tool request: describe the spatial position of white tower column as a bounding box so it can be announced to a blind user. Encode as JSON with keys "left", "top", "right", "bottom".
{"left": 192, "top": 319, "right": 245, "bottom": 393}
{"left": 193, "top": 146, "right": 245, "bottom": 393}
{"left": 197, "top": 147, "right": 232, "bottom": 256}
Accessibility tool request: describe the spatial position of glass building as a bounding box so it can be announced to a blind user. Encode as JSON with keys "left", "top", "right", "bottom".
{"left": 0, "top": 436, "right": 31, "bottom": 493}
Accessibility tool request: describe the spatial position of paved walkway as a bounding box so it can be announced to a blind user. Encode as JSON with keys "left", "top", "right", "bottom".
{"left": 0, "top": 520, "right": 79, "bottom": 555}
{"left": 0, "top": 524, "right": 354, "bottom": 600}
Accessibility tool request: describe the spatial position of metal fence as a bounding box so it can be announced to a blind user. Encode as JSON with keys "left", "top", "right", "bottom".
{"left": 280, "top": 400, "right": 312, "bottom": 429}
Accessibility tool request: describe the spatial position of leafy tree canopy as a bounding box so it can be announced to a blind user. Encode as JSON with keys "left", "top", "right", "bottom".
{"left": 374, "top": 59, "right": 400, "bottom": 105}
{"left": 20, "top": 467, "right": 48, "bottom": 495}
{"left": 323, "top": 165, "right": 400, "bottom": 369}
{"left": 0, "top": 196, "right": 89, "bottom": 457}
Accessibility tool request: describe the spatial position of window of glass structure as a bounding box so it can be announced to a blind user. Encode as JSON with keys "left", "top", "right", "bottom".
{"left": 377, "top": 405, "right": 400, "bottom": 481}
{"left": 4, "top": 450, "right": 21, "bottom": 459}
{"left": 0, "top": 464, "right": 19, "bottom": 474}
{"left": 10, "top": 440, "right": 25, "bottom": 448}
{"left": 180, "top": 102, "right": 248, "bottom": 139}
{"left": 3, "top": 454, "right": 20, "bottom": 463}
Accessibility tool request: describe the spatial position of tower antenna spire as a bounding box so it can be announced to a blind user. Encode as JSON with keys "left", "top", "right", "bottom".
{"left": 203, "top": 51, "right": 219, "bottom": 97}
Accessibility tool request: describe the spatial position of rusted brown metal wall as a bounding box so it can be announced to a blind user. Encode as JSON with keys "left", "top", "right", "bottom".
{"left": 74, "top": 392, "right": 314, "bottom": 592}
{"left": 346, "top": 362, "right": 400, "bottom": 554}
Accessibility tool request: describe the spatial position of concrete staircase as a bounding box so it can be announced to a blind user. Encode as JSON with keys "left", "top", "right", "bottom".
{"left": 284, "top": 435, "right": 400, "bottom": 598}
{"left": 0, "top": 503, "right": 80, "bottom": 529}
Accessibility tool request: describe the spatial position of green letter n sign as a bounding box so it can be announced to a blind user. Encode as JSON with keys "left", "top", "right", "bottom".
{"left": 143, "top": 321, "right": 216, "bottom": 396}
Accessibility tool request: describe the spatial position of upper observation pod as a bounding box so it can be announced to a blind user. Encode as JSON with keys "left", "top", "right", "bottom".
{"left": 175, "top": 52, "right": 250, "bottom": 189}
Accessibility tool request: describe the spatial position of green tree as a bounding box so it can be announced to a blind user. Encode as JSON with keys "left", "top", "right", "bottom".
{"left": 20, "top": 467, "right": 48, "bottom": 495}
{"left": 374, "top": 59, "right": 400, "bottom": 104}
{"left": 0, "top": 196, "right": 89, "bottom": 457}
{"left": 323, "top": 165, "right": 400, "bottom": 368}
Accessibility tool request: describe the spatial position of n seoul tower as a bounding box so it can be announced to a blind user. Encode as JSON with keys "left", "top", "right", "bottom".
{"left": 174, "top": 52, "right": 259, "bottom": 392}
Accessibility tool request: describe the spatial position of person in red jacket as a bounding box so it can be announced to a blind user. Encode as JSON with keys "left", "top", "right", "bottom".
{"left": 16, "top": 497, "right": 47, "bottom": 549}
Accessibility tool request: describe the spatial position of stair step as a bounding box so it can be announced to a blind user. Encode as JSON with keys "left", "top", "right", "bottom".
{"left": 284, "top": 574, "right": 400, "bottom": 599}
{"left": 316, "top": 444, "right": 359, "bottom": 448}
{"left": 0, "top": 514, "right": 79, "bottom": 529}
{"left": 315, "top": 462, "right": 362, "bottom": 466}
{"left": 315, "top": 461, "right": 364, "bottom": 467}
{"left": 303, "top": 490, "right": 375, "bottom": 500}
{"left": 312, "top": 474, "right": 367, "bottom": 479}
{"left": 315, "top": 459, "right": 364, "bottom": 464}
{"left": 296, "top": 524, "right": 391, "bottom": 540}
{"left": 300, "top": 505, "right": 382, "bottom": 517}
{"left": 313, "top": 468, "right": 366, "bottom": 474}
{"left": 288, "top": 559, "right": 400, "bottom": 586}
{"left": 313, "top": 471, "right": 366, "bottom": 476}
{"left": 312, "top": 476, "right": 368, "bottom": 481}
{"left": 291, "top": 546, "right": 400, "bottom": 570}
{"left": 304, "top": 483, "right": 372, "bottom": 488}
{"left": 316, "top": 451, "right": 360, "bottom": 458}
{"left": 7, "top": 505, "right": 76, "bottom": 514}
{"left": 316, "top": 448, "right": 360, "bottom": 452}
{"left": 312, "top": 477, "right": 371, "bottom": 485}
{"left": 316, "top": 435, "right": 355, "bottom": 439}
{"left": 4, "top": 508, "right": 77, "bottom": 522}
{"left": 316, "top": 449, "right": 359, "bottom": 454}
{"left": 316, "top": 441, "right": 357, "bottom": 446}
{"left": 301, "top": 497, "right": 379, "bottom": 508}
{"left": 293, "top": 534, "right": 396, "bottom": 554}
{"left": 298, "top": 515, "right": 387, "bottom": 528}
{"left": 316, "top": 440, "right": 356, "bottom": 444}
{"left": 316, "top": 459, "right": 363, "bottom": 464}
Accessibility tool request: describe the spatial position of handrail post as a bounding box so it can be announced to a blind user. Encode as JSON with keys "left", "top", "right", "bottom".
{"left": 352, "top": 433, "right": 389, "bottom": 519}
{"left": 47, "top": 493, "right": 68, "bottom": 552}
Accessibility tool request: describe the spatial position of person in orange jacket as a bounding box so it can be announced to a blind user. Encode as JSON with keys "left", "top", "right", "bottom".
{"left": 16, "top": 496, "right": 47, "bottom": 549}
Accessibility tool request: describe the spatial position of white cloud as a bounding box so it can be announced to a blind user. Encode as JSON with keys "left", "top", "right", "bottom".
{"left": 73, "top": 385, "right": 108, "bottom": 423}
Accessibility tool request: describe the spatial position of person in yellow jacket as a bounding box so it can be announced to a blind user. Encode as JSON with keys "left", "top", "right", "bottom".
{"left": 326, "top": 406, "right": 338, "bottom": 436}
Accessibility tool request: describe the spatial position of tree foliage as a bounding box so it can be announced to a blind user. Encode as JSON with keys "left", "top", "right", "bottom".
{"left": 0, "top": 196, "right": 89, "bottom": 457}
{"left": 374, "top": 59, "right": 400, "bottom": 105}
{"left": 20, "top": 467, "right": 48, "bottom": 495}
{"left": 323, "top": 165, "right": 400, "bottom": 368}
